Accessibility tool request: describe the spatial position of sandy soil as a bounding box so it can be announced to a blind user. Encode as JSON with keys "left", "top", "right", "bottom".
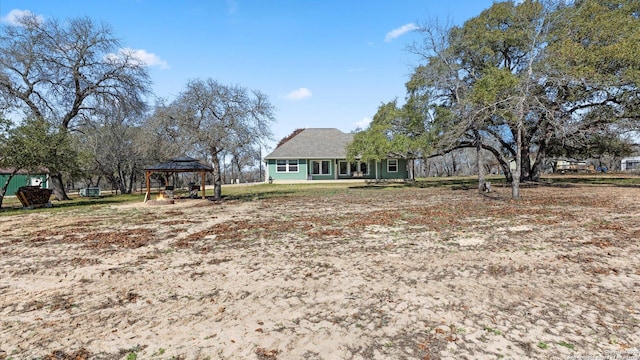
{"left": 0, "top": 184, "right": 639, "bottom": 359}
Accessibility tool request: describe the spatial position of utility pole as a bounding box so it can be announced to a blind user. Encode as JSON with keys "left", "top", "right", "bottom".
{"left": 259, "top": 144, "right": 263, "bottom": 182}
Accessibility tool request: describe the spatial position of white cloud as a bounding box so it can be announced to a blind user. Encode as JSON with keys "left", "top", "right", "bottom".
{"left": 107, "top": 48, "right": 170, "bottom": 69}
{"left": 285, "top": 87, "right": 312, "bottom": 100}
{"left": 355, "top": 117, "right": 371, "bottom": 129}
{"left": 126, "top": 48, "right": 170, "bottom": 69}
{"left": 384, "top": 23, "right": 418, "bottom": 42}
{"left": 1, "top": 9, "right": 44, "bottom": 25}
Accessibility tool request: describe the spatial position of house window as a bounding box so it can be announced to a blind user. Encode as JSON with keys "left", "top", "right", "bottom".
{"left": 350, "top": 161, "right": 369, "bottom": 176}
{"left": 339, "top": 161, "right": 349, "bottom": 176}
{"left": 359, "top": 161, "right": 368, "bottom": 175}
{"left": 276, "top": 160, "right": 298, "bottom": 173}
{"left": 387, "top": 159, "right": 398, "bottom": 172}
{"left": 288, "top": 160, "right": 298, "bottom": 172}
{"left": 311, "top": 160, "right": 331, "bottom": 175}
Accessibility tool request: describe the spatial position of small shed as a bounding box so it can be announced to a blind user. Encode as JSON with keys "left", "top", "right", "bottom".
{"left": 143, "top": 157, "right": 214, "bottom": 201}
{"left": 621, "top": 156, "right": 640, "bottom": 171}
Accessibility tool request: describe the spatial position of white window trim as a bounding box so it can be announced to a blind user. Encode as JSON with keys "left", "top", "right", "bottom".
{"left": 275, "top": 159, "right": 299, "bottom": 173}
{"left": 310, "top": 160, "right": 331, "bottom": 175}
{"left": 288, "top": 159, "right": 299, "bottom": 173}
{"left": 387, "top": 159, "right": 398, "bottom": 173}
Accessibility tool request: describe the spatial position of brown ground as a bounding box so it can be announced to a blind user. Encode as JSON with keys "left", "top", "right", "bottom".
{"left": 0, "top": 184, "right": 639, "bottom": 359}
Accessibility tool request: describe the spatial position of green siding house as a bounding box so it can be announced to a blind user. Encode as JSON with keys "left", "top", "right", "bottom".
{"left": 0, "top": 168, "right": 49, "bottom": 196}
{"left": 264, "top": 128, "right": 409, "bottom": 182}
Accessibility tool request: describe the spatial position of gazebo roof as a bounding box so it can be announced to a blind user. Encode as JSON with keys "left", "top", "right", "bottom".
{"left": 144, "top": 156, "right": 214, "bottom": 172}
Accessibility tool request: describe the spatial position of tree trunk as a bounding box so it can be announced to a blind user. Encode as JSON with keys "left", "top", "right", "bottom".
{"left": 117, "top": 165, "right": 127, "bottom": 194}
{"left": 530, "top": 137, "right": 549, "bottom": 181}
{"left": 475, "top": 130, "right": 486, "bottom": 192}
{"left": 106, "top": 174, "right": 118, "bottom": 193}
{"left": 530, "top": 151, "right": 544, "bottom": 182}
{"left": 434, "top": 161, "right": 442, "bottom": 177}
{"left": 520, "top": 145, "right": 532, "bottom": 182}
{"left": 410, "top": 158, "right": 415, "bottom": 180}
{"left": 512, "top": 117, "right": 523, "bottom": 200}
{"left": 450, "top": 153, "right": 458, "bottom": 176}
{"left": 0, "top": 171, "right": 17, "bottom": 209}
{"left": 235, "top": 159, "right": 242, "bottom": 183}
{"left": 127, "top": 170, "right": 136, "bottom": 194}
{"left": 221, "top": 154, "right": 226, "bottom": 185}
{"left": 501, "top": 162, "right": 513, "bottom": 183}
{"left": 51, "top": 173, "right": 71, "bottom": 200}
{"left": 212, "top": 148, "right": 222, "bottom": 200}
{"left": 472, "top": 129, "right": 485, "bottom": 191}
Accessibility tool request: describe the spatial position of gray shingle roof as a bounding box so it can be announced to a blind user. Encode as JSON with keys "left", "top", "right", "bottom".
{"left": 265, "top": 128, "right": 353, "bottom": 159}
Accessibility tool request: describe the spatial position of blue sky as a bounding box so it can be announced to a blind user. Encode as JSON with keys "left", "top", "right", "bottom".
{"left": 1, "top": 0, "right": 498, "bottom": 150}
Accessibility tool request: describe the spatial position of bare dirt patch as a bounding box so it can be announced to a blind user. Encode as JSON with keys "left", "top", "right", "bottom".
{"left": 0, "top": 185, "right": 639, "bottom": 359}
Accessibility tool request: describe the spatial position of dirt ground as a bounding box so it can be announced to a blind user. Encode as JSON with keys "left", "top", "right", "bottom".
{"left": 0, "top": 184, "right": 639, "bottom": 359}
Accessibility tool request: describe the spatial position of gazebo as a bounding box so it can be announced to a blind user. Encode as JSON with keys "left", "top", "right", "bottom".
{"left": 143, "top": 156, "right": 214, "bottom": 202}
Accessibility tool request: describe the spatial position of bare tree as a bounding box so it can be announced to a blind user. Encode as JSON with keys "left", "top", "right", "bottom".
{"left": 167, "top": 78, "right": 275, "bottom": 199}
{"left": 75, "top": 102, "right": 146, "bottom": 194}
{"left": 228, "top": 144, "right": 261, "bottom": 183}
{"left": 138, "top": 101, "right": 191, "bottom": 163}
{"left": 0, "top": 14, "right": 150, "bottom": 200}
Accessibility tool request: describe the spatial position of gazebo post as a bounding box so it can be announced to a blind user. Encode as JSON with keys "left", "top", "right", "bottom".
{"left": 144, "top": 170, "right": 151, "bottom": 202}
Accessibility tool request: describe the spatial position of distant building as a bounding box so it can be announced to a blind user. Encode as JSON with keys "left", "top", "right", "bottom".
{"left": 554, "top": 160, "right": 594, "bottom": 173}
{"left": 621, "top": 156, "right": 640, "bottom": 171}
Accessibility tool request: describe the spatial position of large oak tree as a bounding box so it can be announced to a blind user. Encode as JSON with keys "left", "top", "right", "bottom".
{"left": 0, "top": 14, "right": 151, "bottom": 200}
{"left": 354, "top": 0, "right": 639, "bottom": 199}
{"left": 162, "top": 78, "right": 275, "bottom": 199}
